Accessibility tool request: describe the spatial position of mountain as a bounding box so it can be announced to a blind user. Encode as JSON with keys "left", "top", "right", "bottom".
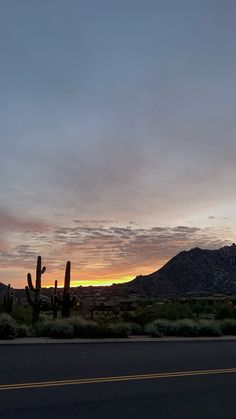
{"left": 122, "top": 244, "right": 236, "bottom": 297}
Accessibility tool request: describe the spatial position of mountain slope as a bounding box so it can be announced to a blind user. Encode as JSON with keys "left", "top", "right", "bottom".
{"left": 123, "top": 244, "right": 236, "bottom": 297}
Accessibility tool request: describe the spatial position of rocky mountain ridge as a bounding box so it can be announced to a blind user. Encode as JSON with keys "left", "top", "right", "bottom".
{"left": 121, "top": 244, "right": 236, "bottom": 297}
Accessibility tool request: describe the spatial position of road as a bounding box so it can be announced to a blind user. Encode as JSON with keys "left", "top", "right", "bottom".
{"left": 1, "top": 340, "right": 236, "bottom": 418}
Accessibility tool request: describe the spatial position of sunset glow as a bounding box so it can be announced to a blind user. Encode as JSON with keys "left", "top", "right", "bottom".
{"left": 1, "top": 2, "right": 236, "bottom": 288}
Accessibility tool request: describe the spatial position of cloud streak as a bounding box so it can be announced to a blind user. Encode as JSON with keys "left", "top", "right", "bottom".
{"left": 0, "top": 208, "right": 51, "bottom": 234}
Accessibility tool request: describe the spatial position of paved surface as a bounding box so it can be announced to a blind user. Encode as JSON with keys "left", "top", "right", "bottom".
{"left": 1, "top": 341, "right": 236, "bottom": 418}
{"left": 1, "top": 335, "right": 236, "bottom": 344}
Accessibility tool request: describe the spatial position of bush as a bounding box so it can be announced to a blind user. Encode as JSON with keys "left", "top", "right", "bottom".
{"left": 125, "top": 322, "right": 143, "bottom": 335}
{"left": 107, "top": 322, "right": 132, "bottom": 338}
{"left": 198, "top": 320, "right": 222, "bottom": 337}
{"left": 50, "top": 319, "right": 74, "bottom": 339}
{"left": 34, "top": 317, "right": 109, "bottom": 339}
{"left": 33, "top": 318, "right": 133, "bottom": 339}
{"left": 144, "top": 319, "right": 175, "bottom": 337}
{"left": 70, "top": 317, "right": 105, "bottom": 338}
{"left": 220, "top": 319, "right": 236, "bottom": 335}
{"left": 17, "top": 323, "right": 31, "bottom": 337}
{"left": 144, "top": 323, "right": 162, "bottom": 338}
{"left": 0, "top": 314, "right": 17, "bottom": 339}
{"left": 133, "top": 303, "right": 194, "bottom": 326}
{"left": 215, "top": 304, "right": 236, "bottom": 320}
{"left": 71, "top": 318, "right": 134, "bottom": 338}
{"left": 144, "top": 319, "right": 223, "bottom": 338}
{"left": 174, "top": 319, "right": 199, "bottom": 337}
{"left": 33, "top": 320, "right": 55, "bottom": 337}
{"left": 12, "top": 305, "right": 32, "bottom": 325}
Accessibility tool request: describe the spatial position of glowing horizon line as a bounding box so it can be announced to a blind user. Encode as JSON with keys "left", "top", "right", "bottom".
{"left": 44, "top": 275, "right": 134, "bottom": 288}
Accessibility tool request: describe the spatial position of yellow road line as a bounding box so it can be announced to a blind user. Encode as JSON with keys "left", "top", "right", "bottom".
{"left": 1, "top": 367, "right": 236, "bottom": 391}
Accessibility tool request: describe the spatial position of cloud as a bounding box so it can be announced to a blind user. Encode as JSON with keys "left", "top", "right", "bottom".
{"left": 0, "top": 208, "right": 51, "bottom": 233}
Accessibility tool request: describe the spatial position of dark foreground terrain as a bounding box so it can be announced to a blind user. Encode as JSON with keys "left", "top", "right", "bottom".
{"left": 1, "top": 340, "right": 236, "bottom": 418}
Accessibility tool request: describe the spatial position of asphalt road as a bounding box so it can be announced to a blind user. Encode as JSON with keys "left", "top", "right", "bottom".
{"left": 1, "top": 340, "right": 236, "bottom": 418}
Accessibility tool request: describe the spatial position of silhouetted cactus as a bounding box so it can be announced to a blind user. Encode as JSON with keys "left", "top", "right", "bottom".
{"left": 51, "top": 280, "right": 59, "bottom": 319}
{"left": 25, "top": 256, "right": 46, "bottom": 324}
{"left": 55, "top": 261, "right": 76, "bottom": 317}
{"left": 4, "top": 284, "right": 14, "bottom": 314}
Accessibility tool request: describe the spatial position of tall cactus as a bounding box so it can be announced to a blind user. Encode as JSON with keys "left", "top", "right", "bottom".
{"left": 55, "top": 261, "right": 76, "bottom": 317}
{"left": 51, "top": 280, "right": 59, "bottom": 319}
{"left": 25, "top": 255, "right": 46, "bottom": 324}
{"left": 4, "top": 284, "right": 14, "bottom": 314}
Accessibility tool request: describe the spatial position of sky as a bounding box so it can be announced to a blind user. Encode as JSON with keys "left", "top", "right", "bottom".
{"left": 1, "top": 0, "right": 236, "bottom": 287}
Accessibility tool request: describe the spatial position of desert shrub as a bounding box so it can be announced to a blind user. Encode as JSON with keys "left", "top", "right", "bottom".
{"left": 33, "top": 320, "right": 55, "bottom": 337}
{"left": 107, "top": 322, "right": 132, "bottom": 338}
{"left": 133, "top": 303, "right": 194, "bottom": 326}
{"left": 70, "top": 317, "right": 105, "bottom": 338}
{"left": 144, "top": 319, "right": 223, "bottom": 338}
{"left": 174, "top": 319, "right": 199, "bottom": 337}
{"left": 12, "top": 305, "right": 32, "bottom": 325}
{"left": 17, "top": 323, "right": 31, "bottom": 337}
{"left": 198, "top": 320, "right": 222, "bottom": 337}
{"left": 125, "top": 322, "right": 143, "bottom": 335}
{"left": 50, "top": 319, "right": 74, "bottom": 339}
{"left": 215, "top": 305, "right": 236, "bottom": 320}
{"left": 144, "top": 319, "right": 175, "bottom": 337}
{"left": 144, "top": 323, "right": 162, "bottom": 338}
{"left": 220, "top": 319, "right": 236, "bottom": 335}
{"left": 0, "top": 314, "right": 17, "bottom": 339}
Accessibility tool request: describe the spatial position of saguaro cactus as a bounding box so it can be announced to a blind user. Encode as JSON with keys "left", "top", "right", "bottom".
{"left": 4, "top": 284, "right": 14, "bottom": 314}
{"left": 51, "top": 280, "right": 59, "bottom": 319}
{"left": 25, "top": 256, "right": 46, "bottom": 324}
{"left": 55, "top": 261, "right": 76, "bottom": 317}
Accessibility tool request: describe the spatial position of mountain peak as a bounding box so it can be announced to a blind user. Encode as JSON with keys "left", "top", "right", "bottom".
{"left": 124, "top": 244, "right": 236, "bottom": 297}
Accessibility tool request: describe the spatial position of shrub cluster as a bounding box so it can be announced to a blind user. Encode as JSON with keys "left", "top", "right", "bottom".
{"left": 3, "top": 312, "right": 236, "bottom": 340}
{"left": 132, "top": 299, "right": 236, "bottom": 325}
{"left": 133, "top": 303, "right": 194, "bottom": 326}
{"left": 34, "top": 317, "right": 139, "bottom": 339}
{"left": 220, "top": 319, "right": 236, "bottom": 335}
{"left": 0, "top": 314, "right": 31, "bottom": 339}
{"left": 144, "top": 319, "right": 222, "bottom": 337}
{"left": 144, "top": 320, "right": 174, "bottom": 337}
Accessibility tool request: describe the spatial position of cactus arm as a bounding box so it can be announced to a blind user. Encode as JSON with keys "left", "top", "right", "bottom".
{"left": 41, "top": 266, "right": 46, "bottom": 275}
{"left": 27, "top": 273, "right": 35, "bottom": 291}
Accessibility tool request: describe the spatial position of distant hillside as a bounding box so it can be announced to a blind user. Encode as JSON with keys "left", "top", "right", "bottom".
{"left": 121, "top": 244, "right": 236, "bottom": 297}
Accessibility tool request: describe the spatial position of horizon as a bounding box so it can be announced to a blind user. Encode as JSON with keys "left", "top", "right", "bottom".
{"left": 1, "top": 241, "right": 236, "bottom": 289}
{"left": 1, "top": 1, "right": 236, "bottom": 288}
